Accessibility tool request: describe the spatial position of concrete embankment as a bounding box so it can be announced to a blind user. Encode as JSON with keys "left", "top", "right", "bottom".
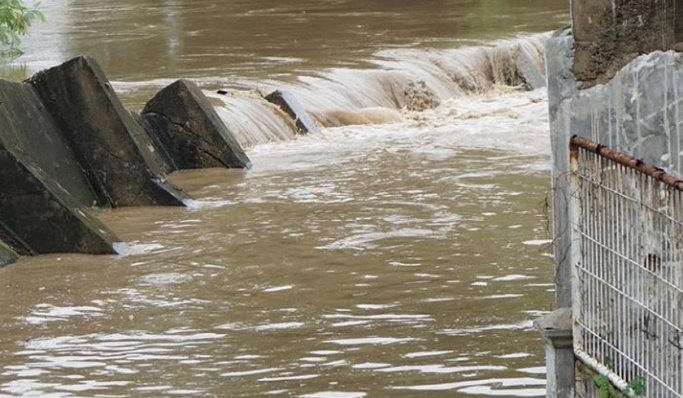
{"left": 0, "top": 56, "right": 253, "bottom": 267}
{"left": 551, "top": 45, "right": 683, "bottom": 172}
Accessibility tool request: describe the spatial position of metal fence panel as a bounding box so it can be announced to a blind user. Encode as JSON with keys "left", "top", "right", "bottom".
{"left": 570, "top": 135, "right": 683, "bottom": 398}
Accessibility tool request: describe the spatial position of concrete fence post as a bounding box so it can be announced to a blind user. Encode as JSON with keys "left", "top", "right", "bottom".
{"left": 535, "top": 308, "right": 574, "bottom": 398}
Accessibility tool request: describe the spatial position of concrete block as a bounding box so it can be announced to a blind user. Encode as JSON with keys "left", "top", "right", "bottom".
{"left": 265, "top": 90, "right": 320, "bottom": 134}
{"left": 0, "top": 149, "right": 117, "bottom": 255}
{"left": 0, "top": 79, "right": 101, "bottom": 207}
{"left": 29, "top": 56, "right": 188, "bottom": 207}
{"left": 0, "top": 78, "right": 119, "bottom": 256}
{"left": 142, "top": 80, "right": 252, "bottom": 171}
{"left": 130, "top": 111, "right": 175, "bottom": 174}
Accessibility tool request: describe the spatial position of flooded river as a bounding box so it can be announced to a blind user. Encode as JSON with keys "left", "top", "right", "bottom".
{"left": 0, "top": 1, "right": 567, "bottom": 397}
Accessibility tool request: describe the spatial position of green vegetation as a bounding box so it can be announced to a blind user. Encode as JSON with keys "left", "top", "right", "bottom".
{"left": 626, "top": 376, "right": 646, "bottom": 397}
{"left": 0, "top": 0, "right": 43, "bottom": 59}
{"left": 560, "top": 25, "right": 572, "bottom": 37}
{"left": 593, "top": 374, "right": 620, "bottom": 398}
{"left": 593, "top": 374, "right": 646, "bottom": 398}
{"left": 580, "top": 358, "right": 646, "bottom": 398}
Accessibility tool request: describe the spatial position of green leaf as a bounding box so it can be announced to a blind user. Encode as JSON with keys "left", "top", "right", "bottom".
{"left": 627, "top": 376, "right": 646, "bottom": 397}
{"left": 0, "top": 0, "right": 43, "bottom": 60}
{"left": 593, "top": 375, "right": 620, "bottom": 398}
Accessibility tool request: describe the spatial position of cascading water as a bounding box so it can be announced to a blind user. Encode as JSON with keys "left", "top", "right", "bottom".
{"left": 211, "top": 91, "right": 299, "bottom": 149}
{"left": 208, "top": 33, "right": 550, "bottom": 149}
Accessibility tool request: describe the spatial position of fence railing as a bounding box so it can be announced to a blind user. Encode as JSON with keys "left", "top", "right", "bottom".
{"left": 570, "top": 135, "right": 683, "bottom": 398}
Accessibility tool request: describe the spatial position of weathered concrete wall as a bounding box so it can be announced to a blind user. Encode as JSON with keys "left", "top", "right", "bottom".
{"left": 544, "top": 41, "right": 580, "bottom": 397}
{"left": 553, "top": 44, "right": 683, "bottom": 173}
{"left": 142, "top": 79, "right": 252, "bottom": 171}
{"left": 549, "top": 37, "right": 683, "bottom": 309}
{"left": 30, "top": 56, "right": 188, "bottom": 207}
{"left": 571, "top": 0, "right": 678, "bottom": 87}
{"left": 547, "top": 36, "right": 578, "bottom": 310}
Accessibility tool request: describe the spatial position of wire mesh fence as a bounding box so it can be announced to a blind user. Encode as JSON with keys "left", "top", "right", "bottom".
{"left": 570, "top": 135, "right": 683, "bottom": 398}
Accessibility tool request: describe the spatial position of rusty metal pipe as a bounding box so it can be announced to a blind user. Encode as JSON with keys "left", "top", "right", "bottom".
{"left": 570, "top": 135, "right": 683, "bottom": 191}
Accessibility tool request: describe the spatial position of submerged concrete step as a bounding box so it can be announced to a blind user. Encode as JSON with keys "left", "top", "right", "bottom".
{"left": 265, "top": 90, "right": 320, "bottom": 134}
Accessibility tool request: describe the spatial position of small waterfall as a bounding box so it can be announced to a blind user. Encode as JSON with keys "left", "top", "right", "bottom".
{"left": 209, "top": 90, "right": 298, "bottom": 150}
{"left": 212, "top": 33, "right": 550, "bottom": 147}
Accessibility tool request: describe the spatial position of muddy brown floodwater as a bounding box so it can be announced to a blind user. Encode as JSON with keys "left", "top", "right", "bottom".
{"left": 0, "top": 0, "right": 567, "bottom": 397}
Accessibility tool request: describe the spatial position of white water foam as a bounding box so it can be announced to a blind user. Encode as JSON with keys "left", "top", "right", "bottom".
{"left": 201, "top": 33, "right": 552, "bottom": 156}
{"left": 241, "top": 88, "right": 550, "bottom": 182}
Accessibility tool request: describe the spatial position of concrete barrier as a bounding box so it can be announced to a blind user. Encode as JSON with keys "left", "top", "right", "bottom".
{"left": 0, "top": 80, "right": 101, "bottom": 207}
{"left": 0, "top": 148, "right": 117, "bottom": 255}
{"left": 0, "top": 54, "right": 276, "bottom": 263}
{"left": 30, "top": 56, "right": 188, "bottom": 207}
{"left": 0, "top": 78, "right": 119, "bottom": 257}
{"left": 130, "top": 111, "right": 176, "bottom": 174}
{"left": 142, "top": 79, "right": 252, "bottom": 170}
{"left": 264, "top": 90, "right": 320, "bottom": 134}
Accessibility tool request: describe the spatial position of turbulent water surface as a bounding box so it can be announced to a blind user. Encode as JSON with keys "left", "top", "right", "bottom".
{"left": 0, "top": 1, "right": 567, "bottom": 397}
